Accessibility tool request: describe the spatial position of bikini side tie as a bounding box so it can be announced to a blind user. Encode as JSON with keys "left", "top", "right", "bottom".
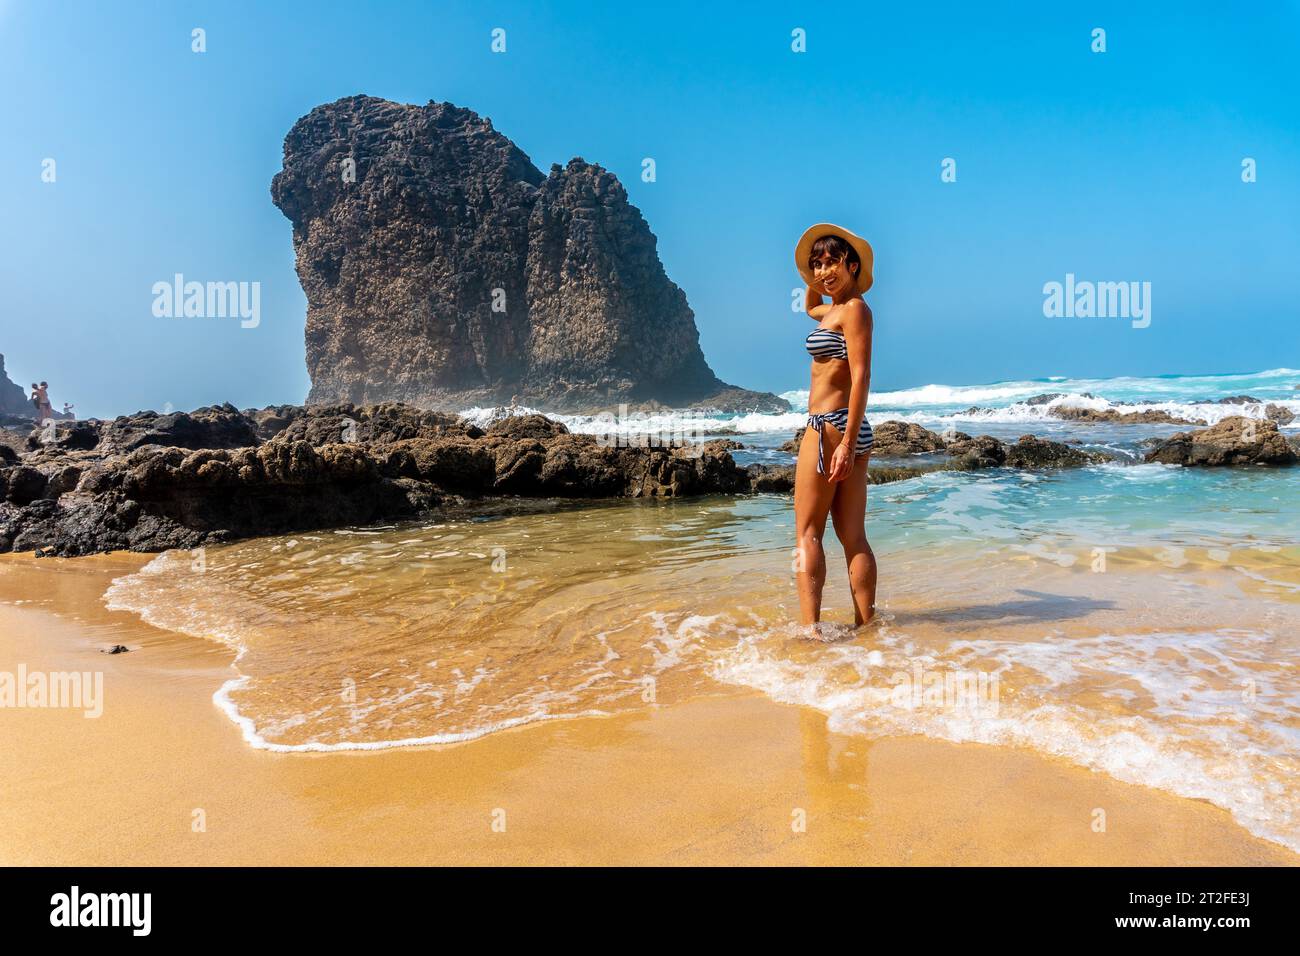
{"left": 807, "top": 412, "right": 833, "bottom": 476}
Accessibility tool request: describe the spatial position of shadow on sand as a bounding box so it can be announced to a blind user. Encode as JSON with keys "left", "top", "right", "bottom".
{"left": 891, "top": 589, "right": 1116, "bottom": 631}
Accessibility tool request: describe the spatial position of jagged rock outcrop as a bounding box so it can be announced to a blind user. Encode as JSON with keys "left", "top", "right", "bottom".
{"left": 963, "top": 395, "right": 1201, "bottom": 426}
{"left": 270, "top": 94, "right": 784, "bottom": 416}
{"left": 0, "top": 403, "right": 763, "bottom": 557}
{"left": 1051, "top": 406, "right": 1202, "bottom": 425}
{"left": 945, "top": 435, "right": 1007, "bottom": 469}
{"left": 1144, "top": 416, "right": 1298, "bottom": 466}
{"left": 1003, "top": 434, "right": 1109, "bottom": 468}
{"left": 0, "top": 355, "right": 30, "bottom": 418}
{"left": 1265, "top": 404, "right": 1295, "bottom": 425}
{"left": 868, "top": 420, "right": 952, "bottom": 456}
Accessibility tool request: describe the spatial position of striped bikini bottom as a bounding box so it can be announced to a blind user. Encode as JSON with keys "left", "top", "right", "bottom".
{"left": 806, "top": 408, "right": 874, "bottom": 476}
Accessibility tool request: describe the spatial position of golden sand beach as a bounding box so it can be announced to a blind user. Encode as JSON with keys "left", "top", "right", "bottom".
{"left": 1, "top": 551, "right": 1294, "bottom": 866}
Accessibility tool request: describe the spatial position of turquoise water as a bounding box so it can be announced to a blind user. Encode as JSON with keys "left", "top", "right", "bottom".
{"left": 104, "top": 368, "right": 1300, "bottom": 853}
{"left": 463, "top": 366, "right": 1299, "bottom": 467}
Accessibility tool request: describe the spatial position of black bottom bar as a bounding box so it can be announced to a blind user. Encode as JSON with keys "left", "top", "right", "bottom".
{"left": 0, "top": 866, "right": 1290, "bottom": 941}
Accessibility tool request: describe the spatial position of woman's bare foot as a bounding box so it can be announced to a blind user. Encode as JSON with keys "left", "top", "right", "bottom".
{"left": 853, "top": 605, "right": 892, "bottom": 629}
{"left": 801, "top": 621, "right": 828, "bottom": 640}
{"left": 801, "top": 620, "right": 856, "bottom": 643}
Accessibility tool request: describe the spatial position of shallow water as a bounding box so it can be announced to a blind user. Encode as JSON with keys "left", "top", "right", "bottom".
{"left": 102, "top": 368, "right": 1300, "bottom": 851}
{"left": 104, "top": 458, "right": 1300, "bottom": 852}
{"left": 463, "top": 366, "right": 1300, "bottom": 469}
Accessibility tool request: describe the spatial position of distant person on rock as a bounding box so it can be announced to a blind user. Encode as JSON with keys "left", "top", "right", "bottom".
{"left": 34, "top": 382, "right": 53, "bottom": 423}
{"left": 62, "top": 403, "right": 76, "bottom": 420}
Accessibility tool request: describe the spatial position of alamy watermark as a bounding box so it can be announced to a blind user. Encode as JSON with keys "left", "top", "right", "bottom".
{"left": 0, "top": 665, "right": 103, "bottom": 717}
{"left": 1043, "top": 273, "right": 1151, "bottom": 328}
{"left": 152, "top": 273, "right": 260, "bottom": 328}
{"left": 889, "top": 660, "right": 1000, "bottom": 717}
{"left": 590, "top": 403, "right": 711, "bottom": 457}
{"left": 50, "top": 886, "right": 150, "bottom": 936}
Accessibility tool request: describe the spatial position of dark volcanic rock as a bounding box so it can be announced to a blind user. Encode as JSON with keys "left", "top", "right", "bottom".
{"left": 96, "top": 404, "right": 261, "bottom": 454}
{"left": 2, "top": 466, "right": 49, "bottom": 504}
{"left": 748, "top": 463, "right": 796, "bottom": 492}
{"left": 1264, "top": 403, "right": 1295, "bottom": 425}
{"left": 0, "top": 401, "right": 758, "bottom": 557}
{"left": 25, "top": 419, "right": 100, "bottom": 453}
{"left": 1004, "top": 434, "right": 1111, "bottom": 468}
{"left": 0, "top": 415, "right": 35, "bottom": 433}
{"left": 245, "top": 404, "right": 307, "bottom": 441}
{"left": 965, "top": 393, "right": 1199, "bottom": 425}
{"left": 1023, "top": 391, "right": 1096, "bottom": 405}
{"left": 5, "top": 392, "right": 1226, "bottom": 558}
{"left": 945, "top": 435, "right": 1007, "bottom": 470}
{"left": 1144, "top": 416, "right": 1297, "bottom": 466}
{"left": 485, "top": 413, "right": 569, "bottom": 442}
{"left": 869, "top": 421, "right": 949, "bottom": 456}
{"left": 1051, "top": 406, "right": 1203, "bottom": 425}
{"left": 265, "top": 402, "right": 481, "bottom": 447}
{"left": 270, "top": 94, "right": 784, "bottom": 415}
{"left": 0, "top": 354, "right": 32, "bottom": 418}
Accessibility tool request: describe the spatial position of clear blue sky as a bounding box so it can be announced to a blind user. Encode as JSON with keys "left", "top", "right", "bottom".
{"left": 3, "top": 0, "right": 1298, "bottom": 418}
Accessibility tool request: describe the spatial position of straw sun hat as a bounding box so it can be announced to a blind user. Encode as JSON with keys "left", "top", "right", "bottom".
{"left": 795, "top": 222, "right": 874, "bottom": 295}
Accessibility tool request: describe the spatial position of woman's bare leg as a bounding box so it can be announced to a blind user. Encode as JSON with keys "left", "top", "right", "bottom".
{"left": 793, "top": 423, "right": 840, "bottom": 626}
{"left": 830, "top": 451, "right": 877, "bottom": 626}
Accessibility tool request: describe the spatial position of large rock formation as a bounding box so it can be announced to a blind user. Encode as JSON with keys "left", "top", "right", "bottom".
{"left": 271, "top": 95, "right": 784, "bottom": 415}
{"left": 1145, "top": 416, "right": 1298, "bottom": 466}
{"left": 0, "top": 354, "right": 34, "bottom": 419}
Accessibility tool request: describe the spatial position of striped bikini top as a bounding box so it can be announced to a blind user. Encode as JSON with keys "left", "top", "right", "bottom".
{"left": 805, "top": 326, "right": 848, "bottom": 360}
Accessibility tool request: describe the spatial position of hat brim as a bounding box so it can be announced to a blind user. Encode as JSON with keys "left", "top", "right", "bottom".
{"left": 796, "top": 222, "right": 874, "bottom": 294}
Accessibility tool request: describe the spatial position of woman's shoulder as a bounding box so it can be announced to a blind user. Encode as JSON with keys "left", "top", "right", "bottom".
{"left": 827, "top": 297, "right": 872, "bottom": 329}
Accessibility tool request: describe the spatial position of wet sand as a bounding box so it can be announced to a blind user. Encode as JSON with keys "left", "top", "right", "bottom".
{"left": 0, "top": 552, "right": 1294, "bottom": 866}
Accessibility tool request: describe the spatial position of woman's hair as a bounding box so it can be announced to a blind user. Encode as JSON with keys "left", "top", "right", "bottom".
{"left": 807, "top": 234, "right": 860, "bottom": 280}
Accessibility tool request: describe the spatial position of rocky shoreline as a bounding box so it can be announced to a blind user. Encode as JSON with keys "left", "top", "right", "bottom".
{"left": 0, "top": 403, "right": 1295, "bottom": 557}
{"left": 958, "top": 392, "right": 1296, "bottom": 426}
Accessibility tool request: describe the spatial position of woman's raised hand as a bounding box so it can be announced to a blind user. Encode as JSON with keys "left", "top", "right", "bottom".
{"left": 805, "top": 284, "right": 832, "bottom": 320}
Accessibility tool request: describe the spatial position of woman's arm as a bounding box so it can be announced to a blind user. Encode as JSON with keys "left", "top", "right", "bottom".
{"left": 804, "top": 284, "right": 833, "bottom": 320}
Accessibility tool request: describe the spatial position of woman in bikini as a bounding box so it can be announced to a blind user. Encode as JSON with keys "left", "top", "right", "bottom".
{"left": 793, "top": 223, "right": 878, "bottom": 632}
{"left": 34, "top": 382, "right": 54, "bottom": 423}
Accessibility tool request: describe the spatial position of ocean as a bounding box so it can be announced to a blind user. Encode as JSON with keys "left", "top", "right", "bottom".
{"left": 103, "top": 368, "right": 1300, "bottom": 853}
